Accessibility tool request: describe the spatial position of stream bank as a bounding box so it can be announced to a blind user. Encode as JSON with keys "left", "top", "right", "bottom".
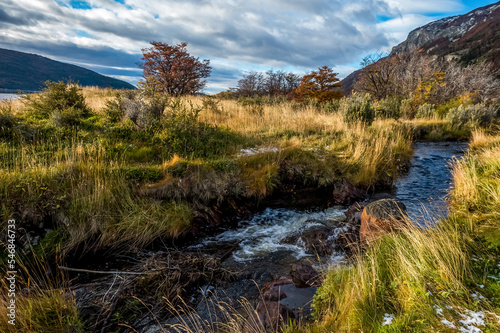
{"left": 59, "top": 141, "right": 467, "bottom": 332}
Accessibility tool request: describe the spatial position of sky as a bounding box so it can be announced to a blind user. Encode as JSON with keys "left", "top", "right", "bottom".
{"left": 0, "top": 0, "right": 497, "bottom": 93}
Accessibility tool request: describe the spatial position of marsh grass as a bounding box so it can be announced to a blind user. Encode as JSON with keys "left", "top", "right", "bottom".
{"left": 0, "top": 254, "right": 84, "bottom": 332}
{"left": 7, "top": 86, "right": 495, "bottom": 332}
{"left": 308, "top": 127, "right": 500, "bottom": 332}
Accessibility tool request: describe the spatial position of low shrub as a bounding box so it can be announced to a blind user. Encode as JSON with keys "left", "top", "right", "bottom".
{"left": 341, "top": 93, "right": 375, "bottom": 124}
{"left": 377, "top": 96, "right": 401, "bottom": 119}
{"left": 446, "top": 103, "right": 498, "bottom": 129}
{"left": 24, "top": 81, "right": 90, "bottom": 126}
{"left": 400, "top": 97, "right": 418, "bottom": 119}
{"left": 415, "top": 103, "right": 435, "bottom": 119}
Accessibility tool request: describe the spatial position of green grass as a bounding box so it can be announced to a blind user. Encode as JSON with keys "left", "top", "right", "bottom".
{"left": 1, "top": 84, "right": 499, "bottom": 332}
{"left": 306, "top": 129, "right": 500, "bottom": 332}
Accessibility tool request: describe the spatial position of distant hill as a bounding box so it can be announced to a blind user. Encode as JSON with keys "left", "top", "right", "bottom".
{"left": 0, "top": 48, "right": 136, "bottom": 92}
{"left": 342, "top": 1, "right": 500, "bottom": 94}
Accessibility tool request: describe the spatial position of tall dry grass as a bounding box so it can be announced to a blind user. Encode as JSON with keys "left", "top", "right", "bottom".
{"left": 312, "top": 220, "right": 470, "bottom": 332}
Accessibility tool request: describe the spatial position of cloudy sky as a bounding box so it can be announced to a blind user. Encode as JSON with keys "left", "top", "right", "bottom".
{"left": 0, "top": 0, "right": 497, "bottom": 93}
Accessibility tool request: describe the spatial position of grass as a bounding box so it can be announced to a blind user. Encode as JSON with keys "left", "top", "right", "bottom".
{"left": 1, "top": 84, "right": 499, "bottom": 332}
{"left": 0, "top": 255, "right": 84, "bottom": 332}
{"left": 0, "top": 87, "right": 416, "bottom": 256}
{"left": 307, "top": 128, "right": 500, "bottom": 332}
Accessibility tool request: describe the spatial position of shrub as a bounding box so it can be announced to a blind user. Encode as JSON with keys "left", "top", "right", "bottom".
{"left": 158, "top": 99, "right": 242, "bottom": 158}
{"left": 377, "top": 96, "right": 401, "bottom": 119}
{"left": 103, "top": 93, "right": 124, "bottom": 123}
{"left": 446, "top": 104, "right": 498, "bottom": 129}
{"left": 435, "top": 98, "right": 463, "bottom": 118}
{"left": 400, "top": 97, "right": 417, "bottom": 119}
{"left": 415, "top": 103, "right": 435, "bottom": 119}
{"left": 122, "top": 94, "right": 168, "bottom": 128}
{"left": 202, "top": 96, "right": 224, "bottom": 114}
{"left": 341, "top": 93, "right": 375, "bottom": 124}
{"left": 321, "top": 99, "right": 340, "bottom": 113}
{"left": 24, "top": 81, "right": 90, "bottom": 126}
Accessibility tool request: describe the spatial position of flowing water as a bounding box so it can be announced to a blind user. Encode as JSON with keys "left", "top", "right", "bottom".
{"left": 394, "top": 141, "right": 468, "bottom": 224}
{"left": 179, "top": 141, "right": 469, "bottom": 325}
{"left": 191, "top": 207, "right": 346, "bottom": 263}
{"left": 194, "top": 142, "right": 468, "bottom": 265}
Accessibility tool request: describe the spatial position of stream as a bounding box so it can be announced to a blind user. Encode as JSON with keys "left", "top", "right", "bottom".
{"left": 180, "top": 141, "right": 469, "bottom": 325}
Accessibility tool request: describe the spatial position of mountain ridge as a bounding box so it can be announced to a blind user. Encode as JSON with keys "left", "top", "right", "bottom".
{"left": 0, "top": 48, "right": 136, "bottom": 91}
{"left": 342, "top": 1, "right": 500, "bottom": 94}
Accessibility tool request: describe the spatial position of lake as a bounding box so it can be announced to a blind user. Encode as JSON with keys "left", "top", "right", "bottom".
{"left": 0, "top": 93, "right": 22, "bottom": 101}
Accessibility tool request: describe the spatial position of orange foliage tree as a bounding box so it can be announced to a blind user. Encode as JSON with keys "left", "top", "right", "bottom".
{"left": 141, "top": 42, "right": 212, "bottom": 96}
{"left": 294, "top": 66, "right": 342, "bottom": 102}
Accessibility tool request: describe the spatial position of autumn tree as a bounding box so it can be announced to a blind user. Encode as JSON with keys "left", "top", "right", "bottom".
{"left": 141, "top": 42, "right": 212, "bottom": 96}
{"left": 294, "top": 66, "right": 342, "bottom": 102}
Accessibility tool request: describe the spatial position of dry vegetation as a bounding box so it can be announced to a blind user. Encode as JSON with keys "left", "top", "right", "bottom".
{"left": 307, "top": 129, "right": 500, "bottom": 332}
{"left": 0, "top": 84, "right": 499, "bottom": 332}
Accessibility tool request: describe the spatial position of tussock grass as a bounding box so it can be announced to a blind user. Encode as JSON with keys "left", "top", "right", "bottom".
{"left": 308, "top": 127, "right": 500, "bottom": 332}
{"left": 0, "top": 255, "right": 84, "bottom": 332}
{"left": 312, "top": 221, "right": 470, "bottom": 332}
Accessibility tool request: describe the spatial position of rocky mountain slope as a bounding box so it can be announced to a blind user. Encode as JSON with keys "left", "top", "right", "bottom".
{"left": 390, "top": 1, "right": 500, "bottom": 65}
{"left": 342, "top": 1, "right": 500, "bottom": 93}
{"left": 0, "top": 48, "right": 135, "bottom": 92}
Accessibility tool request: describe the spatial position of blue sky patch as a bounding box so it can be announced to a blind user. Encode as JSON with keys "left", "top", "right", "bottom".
{"left": 69, "top": 1, "right": 92, "bottom": 10}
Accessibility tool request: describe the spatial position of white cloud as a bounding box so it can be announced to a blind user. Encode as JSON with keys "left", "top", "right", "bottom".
{"left": 0, "top": 0, "right": 480, "bottom": 92}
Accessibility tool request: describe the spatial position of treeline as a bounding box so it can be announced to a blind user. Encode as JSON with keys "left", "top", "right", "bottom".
{"left": 231, "top": 70, "right": 301, "bottom": 97}
{"left": 355, "top": 53, "right": 499, "bottom": 104}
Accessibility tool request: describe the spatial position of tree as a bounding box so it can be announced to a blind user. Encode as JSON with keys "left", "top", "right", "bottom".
{"left": 141, "top": 42, "right": 212, "bottom": 96}
{"left": 233, "top": 70, "right": 301, "bottom": 97}
{"left": 294, "top": 66, "right": 342, "bottom": 102}
{"left": 356, "top": 53, "right": 395, "bottom": 99}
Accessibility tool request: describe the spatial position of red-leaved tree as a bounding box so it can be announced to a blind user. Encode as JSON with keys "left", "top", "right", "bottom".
{"left": 141, "top": 42, "right": 212, "bottom": 95}
{"left": 294, "top": 66, "right": 342, "bottom": 102}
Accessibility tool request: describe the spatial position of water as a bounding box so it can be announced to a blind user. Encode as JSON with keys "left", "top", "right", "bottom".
{"left": 394, "top": 141, "right": 468, "bottom": 224}
{"left": 0, "top": 93, "right": 21, "bottom": 101}
{"left": 192, "top": 141, "right": 467, "bottom": 262}
{"left": 192, "top": 207, "right": 346, "bottom": 262}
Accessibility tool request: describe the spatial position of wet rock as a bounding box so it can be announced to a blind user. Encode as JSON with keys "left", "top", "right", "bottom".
{"left": 281, "top": 225, "right": 335, "bottom": 256}
{"left": 360, "top": 199, "right": 409, "bottom": 243}
{"left": 264, "top": 276, "right": 294, "bottom": 288}
{"left": 262, "top": 287, "right": 287, "bottom": 302}
{"left": 331, "top": 180, "right": 367, "bottom": 205}
{"left": 254, "top": 301, "right": 296, "bottom": 331}
{"left": 299, "top": 225, "right": 335, "bottom": 256}
{"left": 290, "top": 264, "right": 320, "bottom": 288}
{"left": 332, "top": 202, "right": 367, "bottom": 252}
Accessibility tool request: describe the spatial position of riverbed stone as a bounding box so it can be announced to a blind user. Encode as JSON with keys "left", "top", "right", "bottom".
{"left": 281, "top": 224, "right": 335, "bottom": 256}
{"left": 262, "top": 287, "right": 287, "bottom": 302}
{"left": 360, "top": 198, "right": 409, "bottom": 243}
{"left": 290, "top": 263, "right": 320, "bottom": 288}
{"left": 254, "top": 301, "right": 296, "bottom": 331}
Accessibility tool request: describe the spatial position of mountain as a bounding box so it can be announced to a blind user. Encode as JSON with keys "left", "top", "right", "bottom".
{"left": 0, "top": 48, "right": 136, "bottom": 92}
{"left": 342, "top": 1, "right": 500, "bottom": 93}
{"left": 389, "top": 1, "right": 500, "bottom": 65}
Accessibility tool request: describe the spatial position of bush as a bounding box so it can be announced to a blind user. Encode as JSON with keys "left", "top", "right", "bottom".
{"left": 158, "top": 99, "right": 242, "bottom": 158}
{"left": 415, "top": 103, "right": 435, "bottom": 119}
{"left": 24, "top": 81, "right": 90, "bottom": 126}
{"left": 377, "top": 96, "right": 401, "bottom": 119}
{"left": 341, "top": 93, "right": 375, "bottom": 124}
{"left": 122, "top": 94, "right": 168, "bottom": 128}
{"left": 400, "top": 97, "right": 417, "bottom": 119}
{"left": 103, "top": 93, "right": 124, "bottom": 123}
{"left": 446, "top": 104, "right": 499, "bottom": 129}
{"left": 322, "top": 99, "right": 340, "bottom": 113}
